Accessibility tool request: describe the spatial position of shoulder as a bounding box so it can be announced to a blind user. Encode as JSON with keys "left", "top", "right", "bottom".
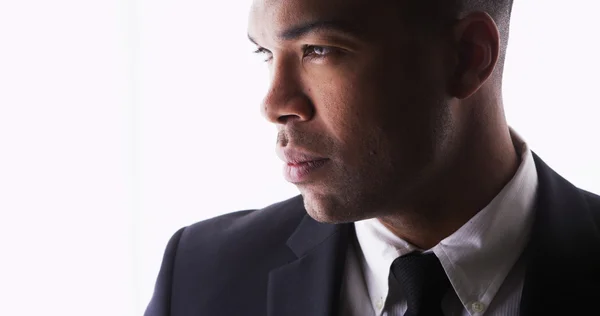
{"left": 174, "top": 195, "right": 306, "bottom": 262}
{"left": 183, "top": 194, "right": 305, "bottom": 241}
{"left": 150, "top": 196, "right": 308, "bottom": 313}
{"left": 580, "top": 188, "right": 600, "bottom": 224}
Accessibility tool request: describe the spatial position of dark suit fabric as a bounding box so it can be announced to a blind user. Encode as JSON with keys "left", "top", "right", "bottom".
{"left": 145, "top": 154, "right": 600, "bottom": 316}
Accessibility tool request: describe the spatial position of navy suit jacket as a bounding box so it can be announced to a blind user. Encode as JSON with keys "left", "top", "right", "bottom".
{"left": 145, "top": 154, "right": 600, "bottom": 315}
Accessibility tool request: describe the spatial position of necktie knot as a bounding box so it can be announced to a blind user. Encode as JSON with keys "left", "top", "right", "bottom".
{"left": 390, "top": 252, "right": 451, "bottom": 316}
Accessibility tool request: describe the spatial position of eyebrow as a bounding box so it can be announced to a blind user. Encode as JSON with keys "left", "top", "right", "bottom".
{"left": 248, "top": 19, "right": 363, "bottom": 46}
{"left": 279, "top": 20, "right": 363, "bottom": 40}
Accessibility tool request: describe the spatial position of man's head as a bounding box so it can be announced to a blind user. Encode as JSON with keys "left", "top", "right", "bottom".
{"left": 248, "top": 0, "right": 514, "bottom": 223}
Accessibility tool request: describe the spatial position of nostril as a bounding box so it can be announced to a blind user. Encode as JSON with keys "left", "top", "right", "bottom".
{"left": 277, "top": 114, "right": 302, "bottom": 124}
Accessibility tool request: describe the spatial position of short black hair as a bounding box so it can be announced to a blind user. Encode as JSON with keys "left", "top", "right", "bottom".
{"left": 452, "top": 0, "right": 514, "bottom": 19}
{"left": 450, "top": 0, "right": 515, "bottom": 58}
{"left": 401, "top": 0, "right": 515, "bottom": 74}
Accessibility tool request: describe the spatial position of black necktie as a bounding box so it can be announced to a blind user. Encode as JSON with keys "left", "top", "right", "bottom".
{"left": 390, "top": 252, "right": 451, "bottom": 316}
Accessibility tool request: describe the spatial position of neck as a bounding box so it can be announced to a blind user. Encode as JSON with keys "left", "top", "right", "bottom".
{"left": 379, "top": 97, "right": 519, "bottom": 249}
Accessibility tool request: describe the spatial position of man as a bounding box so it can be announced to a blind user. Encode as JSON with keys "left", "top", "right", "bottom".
{"left": 145, "top": 0, "right": 600, "bottom": 315}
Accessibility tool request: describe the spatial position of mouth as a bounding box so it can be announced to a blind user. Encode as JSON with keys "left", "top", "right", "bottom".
{"left": 283, "top": 158, "right": 330, "bottom": 183}
{"left": 276, "top": 147, "right": 330, "bottom": 184}
{"left": 283, "top": 159, "right": 329, "bottom": 184}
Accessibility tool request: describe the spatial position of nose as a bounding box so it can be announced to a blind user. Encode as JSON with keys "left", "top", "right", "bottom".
{"left": 261, "top": 57, "right": 314, "bottom": 125}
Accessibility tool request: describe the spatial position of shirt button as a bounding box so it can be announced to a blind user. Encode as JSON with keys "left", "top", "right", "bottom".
{"left": 376, "top": 298, "right": 384, "bottom": 310}
{"left": 471, "top": 302, "right": 486, "bottom": 313}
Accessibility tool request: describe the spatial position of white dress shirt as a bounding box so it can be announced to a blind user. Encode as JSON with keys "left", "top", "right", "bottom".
{"left": 340, "top": 129, "right": 538, "bottom": 316}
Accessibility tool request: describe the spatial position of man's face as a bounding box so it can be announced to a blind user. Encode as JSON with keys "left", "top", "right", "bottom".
{"left": 248, "top": 0, "right": 456, "bottom": 223}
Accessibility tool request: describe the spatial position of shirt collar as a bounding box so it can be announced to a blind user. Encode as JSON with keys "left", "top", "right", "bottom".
{"left": 354, "top": 128, "right": 538, "bottom": 315}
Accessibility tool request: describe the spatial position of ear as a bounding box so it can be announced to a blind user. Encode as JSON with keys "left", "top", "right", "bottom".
{"left": 448, "top": 12, "right": 500, "bottom": 99}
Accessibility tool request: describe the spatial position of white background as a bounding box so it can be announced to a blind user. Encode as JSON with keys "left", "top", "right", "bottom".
{"left": 0, "top": 0, "right": 598, "bottom": 315}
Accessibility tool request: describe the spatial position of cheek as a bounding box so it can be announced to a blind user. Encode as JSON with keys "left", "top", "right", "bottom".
{"left": 309, "top": 76, "right": 359, "bottom": 142}
{"left": 332, "top": 80, "right": 439, "bottom": 169}
{"left": 318, "top": 86, "right": 391, "bottom": 167}
{"left": 304, "top": 53, "right": 433, "bottom": 160}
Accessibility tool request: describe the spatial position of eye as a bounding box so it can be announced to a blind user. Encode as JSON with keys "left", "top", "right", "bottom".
{"left": 253, "top": 47, "right": 273, "bottom": 62}
{"left": 303, "top": 45, "right": 336, "bottom": 58}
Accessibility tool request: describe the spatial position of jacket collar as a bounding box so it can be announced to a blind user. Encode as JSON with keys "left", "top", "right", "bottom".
{"left": 266, "top": 153, "right": 600, "bottom": 315}
{"left": 267, "top": 212, "right": 353, "bottom": 316}
{"left": 520, "top": 153, "right": 600, "bottom": 314}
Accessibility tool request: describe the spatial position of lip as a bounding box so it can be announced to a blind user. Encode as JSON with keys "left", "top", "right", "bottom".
{"left": 277, "top": 148, "right": 330, "bottom": 183}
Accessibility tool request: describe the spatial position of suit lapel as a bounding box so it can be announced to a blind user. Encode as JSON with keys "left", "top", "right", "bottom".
{"left": 267, "top": 214, "right": 352, "bottom": 316}
{"left": 265, "top": 154, "right": 600, "bottom": 315}
{"left": 520, "top": 153, "right": 600, "bottom": 315}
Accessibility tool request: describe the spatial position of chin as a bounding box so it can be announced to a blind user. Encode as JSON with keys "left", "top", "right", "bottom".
{"left": 300, "top": 190, "right": 373, "bottom": 224}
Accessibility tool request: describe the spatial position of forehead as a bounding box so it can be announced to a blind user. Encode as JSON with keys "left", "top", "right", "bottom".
{"left": 248, "top": 0, "right": 384, "bottom": 40}
{"left": 250, "top": 0, "right": 367, "bottom": 21}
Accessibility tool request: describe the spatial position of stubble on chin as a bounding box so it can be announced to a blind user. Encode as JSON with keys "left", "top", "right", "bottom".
{"left": 300, "top": 186, "right": 380, "bottom": 224}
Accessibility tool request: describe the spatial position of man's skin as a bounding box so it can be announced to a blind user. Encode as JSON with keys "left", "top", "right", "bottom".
{"left": 248, "top": 0, "right": 518, "bottom": 249}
